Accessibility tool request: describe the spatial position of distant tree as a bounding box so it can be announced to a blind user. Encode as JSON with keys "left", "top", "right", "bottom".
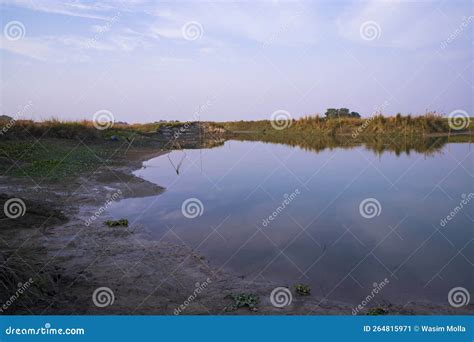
{"left": 350, "top": 112, "right": 361, "bottom": 118}
{"left": 325, "top": 108, "right": 361, "bottom": 118}
{"left": 0, "top": 115, "right": 13, "bottom": 122}
{"left": 325, "top": 108, "right": 338, "bottom": 118}
{"left": 339, "top": 108, "right": 350, "bottom": 116}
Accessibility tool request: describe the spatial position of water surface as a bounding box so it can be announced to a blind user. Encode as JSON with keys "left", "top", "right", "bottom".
{"left": 110, "top": 139, "right": 473, "bottom": 305}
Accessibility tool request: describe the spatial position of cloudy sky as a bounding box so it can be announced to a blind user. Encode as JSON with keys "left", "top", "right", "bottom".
{"left": 0, "top": 0, "right": 472, "bottom": 123}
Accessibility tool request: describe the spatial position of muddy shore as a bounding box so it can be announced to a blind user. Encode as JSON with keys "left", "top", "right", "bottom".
{"left": 0, "top": 143, "right": 471, "bottom": 315}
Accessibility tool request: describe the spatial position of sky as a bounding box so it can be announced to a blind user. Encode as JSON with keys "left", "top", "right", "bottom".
{"left": 0, "top": 0, "right": 472, "bottom": 123}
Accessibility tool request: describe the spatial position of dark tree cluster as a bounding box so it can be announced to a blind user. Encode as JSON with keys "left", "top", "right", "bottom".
{"left": 324, "top": 108, "right": 361, "bottom": 118}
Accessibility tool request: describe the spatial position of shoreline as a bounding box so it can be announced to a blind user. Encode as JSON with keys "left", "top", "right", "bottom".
{"left": 0, "top": 142, "right": 472, "bottom": 315}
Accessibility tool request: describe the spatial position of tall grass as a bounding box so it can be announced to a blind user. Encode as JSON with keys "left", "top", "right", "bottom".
{"left": 214, "top": 112, "right": 457, "bottom": 137}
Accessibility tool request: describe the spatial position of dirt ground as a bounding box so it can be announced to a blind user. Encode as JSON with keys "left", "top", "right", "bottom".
{"left": 0, "top": 146, "right": 472, "bottom": 315}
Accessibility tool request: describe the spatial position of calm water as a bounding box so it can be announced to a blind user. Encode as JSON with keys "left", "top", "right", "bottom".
{"left": 109, "top": 140, "right": 473, "bottom": 305}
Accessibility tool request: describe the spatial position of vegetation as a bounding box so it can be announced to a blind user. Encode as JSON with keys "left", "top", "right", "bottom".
{"left": 213, "top": 112, "right": 466, "bottom": 137}
{"left": 325, "top": 108, "right": 360, "bottom": 118}
{"left": 224, "top": 293, "right": 259, "bottom": 312}
{"left": 294, "top": 284, "right": 311, "bottom": 296}
{"left": 0, "top": 115, "right": 470, "bottom": 181}
{"left": 0, "top": 139, "right": 122, "bottom": 180}
{"left": 105, "top": 219, "right": 129, "bottom": 227}
{"left": 366, "top": 307, "right": 388, "bottom": 315}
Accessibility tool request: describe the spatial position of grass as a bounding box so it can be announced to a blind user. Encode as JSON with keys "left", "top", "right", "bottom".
{"left": 213, "top": 112, "right": 470, "bottom": 137}
{"left": 294, "top": 284, "right": 311, "bottom": 296}
{"left": 0, "top": 139, "right": 121, "bottom": 180}
{"left": 105, "top": 219, "right": 129, "bottom": 227}
{"left": 366, "top": 307, "right": 388, "bottom": 315}
{"left": 224, "top": 293, "right": 260, "bottom": 312}
{"left": 0, "top": 116, "right": 470, "bottom": 180}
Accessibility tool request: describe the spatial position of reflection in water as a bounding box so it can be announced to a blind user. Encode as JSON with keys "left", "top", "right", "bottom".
{"left": 227, "top": 133, "right": 471, "bottom": 157}
{"left": 109, "top": 136, "right": 472, "bottom": 306}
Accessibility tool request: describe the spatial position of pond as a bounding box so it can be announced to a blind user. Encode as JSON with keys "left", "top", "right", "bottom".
{"left": 109, "top": 138, "right": 473, "bottom": 306}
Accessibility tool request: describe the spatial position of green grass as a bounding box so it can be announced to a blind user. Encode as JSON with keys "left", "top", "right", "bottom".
{"left": 294, "top": 284, "right": 311, "bottom": 296}
{"left": 0, "top": 139, "right": 121, "bottom": 180}
{"left": 224, "top": 293, "right": 260, "bottom": 312}
{"left": 213, "top": 113, "right": 470, "bottom": 137}
{"left": 104, "top": 219, "right": 129, "bottom": 227}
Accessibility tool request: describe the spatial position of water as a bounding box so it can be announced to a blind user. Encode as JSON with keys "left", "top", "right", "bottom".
{"left": 109, "top": 140, "right": 473, "bottom": 305}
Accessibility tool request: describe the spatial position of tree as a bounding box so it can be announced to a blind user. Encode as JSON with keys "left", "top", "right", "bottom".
{"left": 324, "top": 108, "right": 360, "bottom": 118}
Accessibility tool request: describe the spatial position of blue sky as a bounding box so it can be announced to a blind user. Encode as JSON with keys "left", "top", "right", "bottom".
{"left": 0, "top": 0, "right": 472, "bottom": 123}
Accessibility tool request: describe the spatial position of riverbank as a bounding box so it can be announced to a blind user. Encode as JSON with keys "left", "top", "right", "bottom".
{"left": 0, "top": 137, "right": 472, "bottom": 315}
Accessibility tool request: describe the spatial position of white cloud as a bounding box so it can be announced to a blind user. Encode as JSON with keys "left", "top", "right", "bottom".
{"left": 336, "top": 0, "right": 468, "bottom": 49}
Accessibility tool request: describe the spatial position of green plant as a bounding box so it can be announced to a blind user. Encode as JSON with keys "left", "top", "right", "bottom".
{"left": 104, "top": 219, "right": 129, "bottom": 227}
{"left": 224, "top": 293, "right": 259, "bottom": 312}
{"left": 366, "top": 307, "right": 388, "bottom": 316}
{"left": 294, "top": 284, "right": 311, "bottom": 296}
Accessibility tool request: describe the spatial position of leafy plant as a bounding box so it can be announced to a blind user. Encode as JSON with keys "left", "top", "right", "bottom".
{"left": 224, "top": 293, "right": 259, "bottom": 312}
{"left": 294, "top": 284, "right": 311, "bottom": 296}
{"left": 104, "top": 219, "right": 129, "bottom": 227}
{"left": 366, "top": 307, "right": 388, "bottom": 316}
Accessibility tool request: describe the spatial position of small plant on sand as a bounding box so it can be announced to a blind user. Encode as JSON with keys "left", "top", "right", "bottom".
{"left": 294, "top": 283, "right": 311, "bottom": 296}
{"left": 224, "top": 293, "right": 259, "bottom": 312}
{"left": 366, "top": 307, "right": 388, "bottom": 316}
{"left": 104, "top": 219, "right": 129, "bottom": 227}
